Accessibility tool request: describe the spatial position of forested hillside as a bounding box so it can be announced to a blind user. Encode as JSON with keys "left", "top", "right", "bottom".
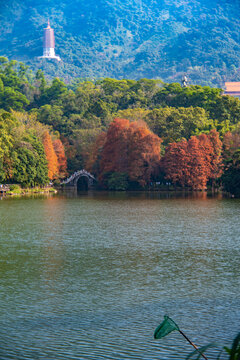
{"left": 1, "top": 0, "right": 240, "bottom": 86}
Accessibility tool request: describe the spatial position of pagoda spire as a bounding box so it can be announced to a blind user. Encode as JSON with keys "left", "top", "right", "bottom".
{"left": 39, "top": 18, "right": 61, "bottom": 61}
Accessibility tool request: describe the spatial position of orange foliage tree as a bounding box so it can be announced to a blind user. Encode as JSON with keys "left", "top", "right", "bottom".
{"left": 163, "top": 130, "right": 223, "bottom": 190}
{"left": 53, "top": 139, "right": 67, "bottom": 178}
{"left": 42, "top": 131, "right": 59, "bottom": 180}
{"left": 98, "top": 118, "right": 162, "bottom": 187}
{"left": 187, "top": 136, "right": 209, "bottom": 189}
{"left": 127, "top": 122, "right": 162, "bottom": 186}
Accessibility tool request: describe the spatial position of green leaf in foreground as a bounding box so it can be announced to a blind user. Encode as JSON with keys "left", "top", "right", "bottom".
{"left": 228, "top": 331, "right": 240, "bottom": 360}
{"left": 154, "top": 315, "right": 180, "bottom": 339}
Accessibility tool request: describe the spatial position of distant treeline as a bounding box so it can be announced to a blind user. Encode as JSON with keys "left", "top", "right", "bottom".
{"left": 0, "top": 58, "right": 239, "bottom": 195}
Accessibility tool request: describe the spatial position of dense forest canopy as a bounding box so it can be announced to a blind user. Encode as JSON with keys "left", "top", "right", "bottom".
{"left": 0, "top": 58, "right": 239, "bottom": 195}
{"left": 1, "top": 0, "right": 240, "bottom": 86}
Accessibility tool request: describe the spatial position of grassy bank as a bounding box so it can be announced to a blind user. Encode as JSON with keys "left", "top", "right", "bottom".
{"left": 5, "top": 184, "right": 57, "bottom": 196}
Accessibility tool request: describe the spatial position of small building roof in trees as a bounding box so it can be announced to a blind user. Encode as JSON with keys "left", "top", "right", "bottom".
{"left": 224, "top": 82, "right": 240, "bottom": 97}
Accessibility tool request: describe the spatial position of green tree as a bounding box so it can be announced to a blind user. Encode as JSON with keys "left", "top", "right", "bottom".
{"left": 107, "top": 172, "right": 129, "bottom": 191}
{"left": 222, "top": 164, "right": 240, "bottom": 197}
{"left": 145, "top": 107, "right": 210, "bottom": 144}
{"left": 38, "top": 78, "right": 68, "bottom": 106}
{"left": 0, "top": 112, "right": 17, "bottom": 181}
{"left": 0, "top": 87, "right": 29, "bottom": 111}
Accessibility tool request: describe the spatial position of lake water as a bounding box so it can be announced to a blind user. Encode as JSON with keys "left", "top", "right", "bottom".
{"left": 0, "top": 192, "right": 239, "bottom": 359}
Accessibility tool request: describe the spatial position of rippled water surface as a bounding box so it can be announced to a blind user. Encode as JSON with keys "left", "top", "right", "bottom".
{"left": 0, "top": 192, "right": 240, "bottom": 359}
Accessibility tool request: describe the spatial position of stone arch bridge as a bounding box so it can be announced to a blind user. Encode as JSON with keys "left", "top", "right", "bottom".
{"left": 61, "top": 169, "right": 96, "bottom": 190}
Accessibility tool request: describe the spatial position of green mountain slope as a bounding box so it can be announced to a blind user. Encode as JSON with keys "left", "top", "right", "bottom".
{"left": 1, "top": 0, "right": 240, "bottom": 86}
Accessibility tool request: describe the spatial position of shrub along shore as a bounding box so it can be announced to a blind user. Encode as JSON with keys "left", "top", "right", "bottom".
{"left": 0, "top": 184, "right": 57, "bottom": 196}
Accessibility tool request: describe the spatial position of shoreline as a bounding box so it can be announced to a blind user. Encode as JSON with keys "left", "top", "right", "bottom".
{"left": 1, "top": 187, "right": 236, "bottom": 199}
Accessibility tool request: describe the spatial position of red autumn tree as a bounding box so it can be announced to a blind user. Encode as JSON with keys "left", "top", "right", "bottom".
{"left": 53, "top": 139, "right": 67, "bottom": 178}
{"left": 163, "top": 130, "right": 223, "bottom": 190}
{"left": 98, "top": 118, "right": 162, "bottom": 186}
{"left": 100, "top": 118, "right": 130, "bottom": 176}
{"left": 42, "top": 131, "right": 59, "bottom": 180}
{"left": 163, "top": 140, "right": 189, "bottom": 187}
{"left": 186, "top": 136, "right": 209, "bottom": 190}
